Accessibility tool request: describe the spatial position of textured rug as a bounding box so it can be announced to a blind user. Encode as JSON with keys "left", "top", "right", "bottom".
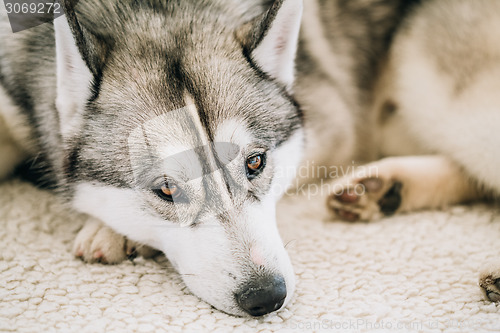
{"left": 1, "top": 179, "right": 499, "bottom": 332}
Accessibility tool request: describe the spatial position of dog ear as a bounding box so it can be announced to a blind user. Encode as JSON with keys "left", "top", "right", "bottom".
{"left": 54, "top": 0, "right": 109, "bottom": 140}
{"left": 241, "top": 0, "right": 303, "bottom": 92}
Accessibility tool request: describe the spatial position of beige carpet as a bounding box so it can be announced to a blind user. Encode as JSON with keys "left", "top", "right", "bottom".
{"left": 1, "top": 179, "right": 499, "bottom": 332}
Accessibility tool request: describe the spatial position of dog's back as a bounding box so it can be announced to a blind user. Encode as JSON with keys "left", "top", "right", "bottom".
{"left": 297, "top": 0, "right": 500, "bottom": 197}
{"left": 295, "top": 0, "right": 421, "bottom": 176}
{"left": 375, "top": 0, "right": 500, "bottom": 193}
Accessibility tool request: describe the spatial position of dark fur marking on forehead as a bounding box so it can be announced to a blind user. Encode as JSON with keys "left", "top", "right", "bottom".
{"left": 172, "top": 60, "right": 238, "bottom": 189}
{"left": 180, "top": 70, "right": 214, "bottom": 142}
{"left": 159, "top": 55, "right": 232, "bottom": 192}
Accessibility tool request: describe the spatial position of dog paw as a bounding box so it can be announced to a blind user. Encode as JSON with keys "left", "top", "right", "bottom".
{"left": 479, "top": 266, "right": 500, "bottom": 302}
{"left": 73, "top": 219, "right": 160, "bottom": 264}
{"left": 326, "top": 176, "right": 403, "bottom": 222}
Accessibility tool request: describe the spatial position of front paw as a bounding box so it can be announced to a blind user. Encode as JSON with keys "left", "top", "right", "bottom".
{"left": 73, "top": 219, "right": 160, "bottom": 264}
{"left": 479, "top": 265, "right": 500, "bottom": 302}
{"left": 326, "top": 176, "right": 403, "bottom": 222}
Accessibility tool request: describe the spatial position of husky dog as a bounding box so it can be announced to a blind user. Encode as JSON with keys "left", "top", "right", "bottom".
{"left": 0, "top": 0, "right": 305, "bottom": 317}
{"left": 0, "top": 0, "right": 499, "bottom": 317}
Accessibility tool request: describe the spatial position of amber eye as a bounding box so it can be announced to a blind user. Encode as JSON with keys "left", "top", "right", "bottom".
{"left": 246, "top": 153, "right": 266, "bottom": 179}
{"left": 154, "top": 181, "right": 184, "bottom": 202}
{"left": 247, "top": 155, "right": 262, "bottom": 170}
{"left": 161, "top": 183, "right": 178, "bottom": 197}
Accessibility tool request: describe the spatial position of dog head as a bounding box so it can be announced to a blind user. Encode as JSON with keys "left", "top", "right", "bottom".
{"left": 56, "top": 0, "right": 303, "bottom": 316}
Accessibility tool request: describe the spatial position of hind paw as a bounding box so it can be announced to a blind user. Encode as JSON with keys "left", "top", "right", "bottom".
{"left": 326, "top": 176, "right": 403, "bottom": 222}
{"left": 479, "top": 266, "right": 500, "bottom": 302}
{"left": 73, "top": 218, "right": 160, "bottom": 264}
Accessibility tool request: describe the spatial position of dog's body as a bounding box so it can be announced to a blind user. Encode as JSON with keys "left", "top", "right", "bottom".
{"left": 1, "top": 0, "right": 499, "bottom": 316}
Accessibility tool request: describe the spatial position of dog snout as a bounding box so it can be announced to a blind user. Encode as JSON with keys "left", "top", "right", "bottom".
{"left": 235, "top": 274, "right": 287, "bottom": 316}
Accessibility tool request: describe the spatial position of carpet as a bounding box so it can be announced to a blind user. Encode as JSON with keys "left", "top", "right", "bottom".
{"left": 1, "top": 179, "right": 499, "bottom": 332}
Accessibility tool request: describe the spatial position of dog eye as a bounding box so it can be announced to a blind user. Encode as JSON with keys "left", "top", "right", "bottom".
{"left": 246, "top": 153, "right": 266, "bottom": 179}
{"left": 154, "top": 181, "right": 183, "bottom": 202}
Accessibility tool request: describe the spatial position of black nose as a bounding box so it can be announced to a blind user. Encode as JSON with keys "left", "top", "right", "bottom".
{"left": 235, "top": 275, "right": 287, "bottom": 316}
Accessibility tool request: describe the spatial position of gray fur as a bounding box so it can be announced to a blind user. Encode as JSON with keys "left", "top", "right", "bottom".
{"left": 0, "top": 0, "right": 305, "bottom": 316}
{"left": 4, "top": 0, "right": 498, "bottom": 317}
{"left": 0, "top": 0, "right": 301, "bottom": 189}
{"left": 296, "top": 0, "right": 420, "bottom": 171}
{"left": 0, "top": 0, "right": 421, "bottom": 316}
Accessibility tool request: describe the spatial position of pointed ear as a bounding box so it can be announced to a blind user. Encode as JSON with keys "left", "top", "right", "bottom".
{"left": 242, "top": 0, "right": 303, "bottom": 92}
{"left": 54, "top": 1, "right": 109, "bottom": 140}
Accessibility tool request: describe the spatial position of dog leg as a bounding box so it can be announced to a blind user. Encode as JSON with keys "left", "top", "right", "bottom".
{"left": 479, "top": 263, "right": 500, "bottom": 302}
{"left": 73, "top": 217, "right": 160, "bottom": 264}
{"left": 326, "top": 155, "right": 483, "bottom": 222}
